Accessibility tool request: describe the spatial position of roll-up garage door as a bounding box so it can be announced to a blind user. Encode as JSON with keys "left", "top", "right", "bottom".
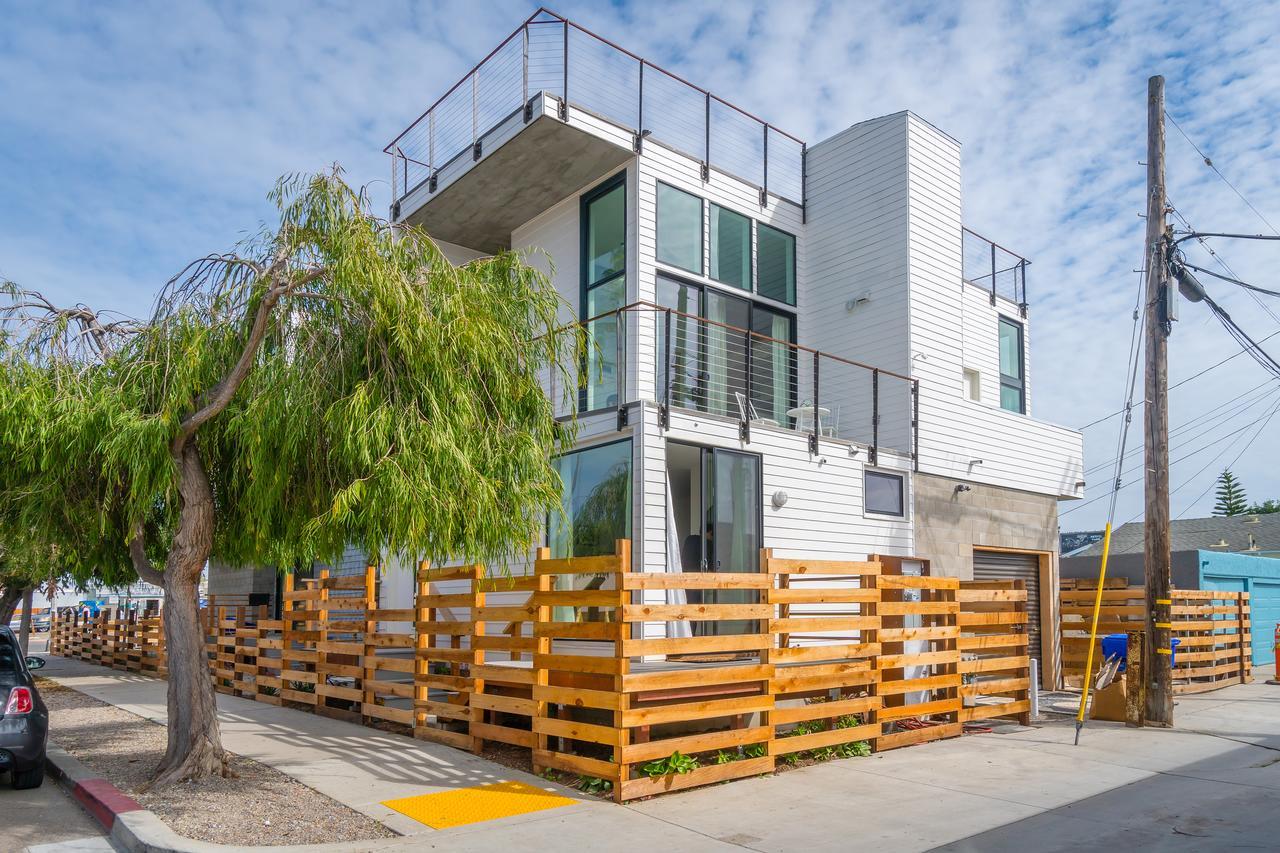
{"left": 972, "top": 550, "right": 1043, "bottom": 667}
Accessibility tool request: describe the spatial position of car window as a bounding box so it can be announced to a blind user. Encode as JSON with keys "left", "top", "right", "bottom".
{"left": 0, "top": 635, "right": 24, "bottom": 689}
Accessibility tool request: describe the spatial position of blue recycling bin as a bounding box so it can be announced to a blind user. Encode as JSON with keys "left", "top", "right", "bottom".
{"left": 1100, "top": 633, "right": 1181, "bottom": 671}
{"left": 1102, "top": 633, "right": 1129, "bottom": 671}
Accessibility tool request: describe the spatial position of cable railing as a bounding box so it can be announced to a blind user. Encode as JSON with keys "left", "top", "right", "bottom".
{"left": 385, "top": 8, "right": 806, "bottom": 213}
{"left": 963, "top": 227, "right": 1029, "bottom": 312}
{"left": 547, "top": 303, "right": 918, "bottom": 466}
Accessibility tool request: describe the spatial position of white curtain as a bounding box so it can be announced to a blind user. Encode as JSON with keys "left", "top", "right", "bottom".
{"left": 664, "top": 473, "right": 692, "bottom": 639}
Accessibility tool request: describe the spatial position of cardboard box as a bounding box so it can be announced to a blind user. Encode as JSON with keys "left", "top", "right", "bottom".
{"left": 1090, "top": 675, "right": 1127, "bottom": 722}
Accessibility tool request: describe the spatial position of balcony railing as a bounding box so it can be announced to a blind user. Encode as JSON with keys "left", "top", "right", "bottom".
{"left": 547, "top": 303, "right": 918, "bottom": 466}
{"left": 962, "top": 227, "right": 1028, "bottom": 313}
{"left": 385, "top": 8, "right": 806, "bottom": 212}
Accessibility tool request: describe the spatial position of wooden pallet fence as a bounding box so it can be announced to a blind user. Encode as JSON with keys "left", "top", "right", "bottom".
{"left": 764, "top": 551, "right": 881, "bottom": 763}
{"left": 874, "top": 561, "right": 962, "bottom": 750}
{"left": 1059, "top": 583, "right": 1252, "bottom": 694}
{"left": 957, "top": 580, "right": 1031, "bottom": 725}
{"left": 414, "top": 562, "right": 484, "bottom": 751}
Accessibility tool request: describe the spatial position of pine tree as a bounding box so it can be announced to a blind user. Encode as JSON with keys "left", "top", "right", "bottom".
{"left": 1213, "top": 469, "right": 1249, "bottom": 517}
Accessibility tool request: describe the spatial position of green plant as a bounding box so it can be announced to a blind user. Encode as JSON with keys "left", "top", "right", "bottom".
{"left": 810, "top": 747, "right": 837, "bottom": 761}
{"left": 781, "top": 752, "right": 800, "bottom": 766}
{"left": 835, "top": 740, "right": 872, "bottom": 758}
{"left": 713, "top": 750, "right": 738, "bottom": 765}
{"left": 641, "top": 751, "right": 700, "bottom": 778}
{"left": 744, "top": 743, "right": 767, "bottom": 759}
{"left": 259, "top": 686, "right": 279, "bottom": 697}
{"left": 541, "top": 768, "right": 559, "bottom": 782}
{"left": 833, "top": 714, "right": 862, "bottom": 729}
{"left": 576, "top": 775, "right": 612, "bottom": 795}
{"left": 288, "top": 680, "right": 315, "bottom": 693}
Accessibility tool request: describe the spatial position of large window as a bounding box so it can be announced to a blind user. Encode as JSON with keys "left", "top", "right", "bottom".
{"left": 865, "top": 471, "right": 905, "bottom": 517}
{"left": 582, "top": 174, "right": 626, "bottom": 411}
{"left": 550, "top": 439, "right": 632, "bottom": 616}
{"left": 709, "top": 204, "right": 751, "bottom": 290}
{"left": 656, "top": 183, "right": 703, "bottom": 274}
{"left": 550, "top": 439, "right": 633, "bottom": 559}
{"left": 757, "top": 223, "right": 795, "bottom": 305}
{"left": 656, "top": 275, "right": 795, "bottom": 425}
{"left": 998, "top": 317, "right": 1025, "bottom": 414}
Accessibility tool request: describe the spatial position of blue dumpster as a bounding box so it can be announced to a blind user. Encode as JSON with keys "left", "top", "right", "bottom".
{"left": 1099, "top": 633, "right": 1181, "bottom": 671}
{"left": 1102, "top": 633, "right": 1129, "bottom": 671}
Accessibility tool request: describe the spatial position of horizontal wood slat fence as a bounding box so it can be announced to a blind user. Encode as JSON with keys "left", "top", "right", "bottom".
{"left": 1060, "top": 580, "right": 1253, "bottom": 694}
{"left": 50, "top": 541, "right": 1033, "bottom": 802}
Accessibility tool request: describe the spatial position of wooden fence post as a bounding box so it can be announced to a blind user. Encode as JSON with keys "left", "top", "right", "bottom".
{"left": 612, "top": 539, "right": 631, "bottom": 803}
{"left": 413, "top": 560, "right": 429, "bottom": 737}
{"left": 531, "top": 547, "right": 552, "bottom": 776}
{"left": 363, "top": 565, "right": 377, "bottom": 726}
{"left": 1126, "top": 629, "right": 1145, "bottom": 727}
{"left": 1238, "top": 592, "right": 1251, "bottom": 684}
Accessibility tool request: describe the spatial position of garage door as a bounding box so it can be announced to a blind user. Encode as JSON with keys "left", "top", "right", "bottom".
{"left": 1205, "top": 574, "right": 1278, "bottom": 667}
{"left": 973, "top": 550, "right": 1043, "bottom": 667}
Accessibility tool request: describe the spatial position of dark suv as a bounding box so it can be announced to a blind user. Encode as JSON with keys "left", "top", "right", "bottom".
{"left": 0, "top": 626, "right": 48, "bottom": 788}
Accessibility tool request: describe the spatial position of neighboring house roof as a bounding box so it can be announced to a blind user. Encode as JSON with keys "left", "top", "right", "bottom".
{"left": 1073, "top": 515, "right": 1280, "bottom": 558}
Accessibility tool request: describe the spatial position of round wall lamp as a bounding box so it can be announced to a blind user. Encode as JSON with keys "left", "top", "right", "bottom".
{"left": 772, "top": 490, "right": 789, "bottom": 509}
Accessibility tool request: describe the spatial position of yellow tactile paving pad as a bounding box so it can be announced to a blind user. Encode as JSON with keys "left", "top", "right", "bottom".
{"left": 381, "top": 780, "right": 577, "bottom": 829}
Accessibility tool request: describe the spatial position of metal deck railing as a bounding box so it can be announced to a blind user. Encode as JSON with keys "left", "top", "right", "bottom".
{"left": 385, "top": 8, "right": 806, "bottom": 212}
{"left": 963, "top": 227, "right": 1029, "bottom": 312}
{"left": 547, "top": 303, "right": 918, "bottom": 466}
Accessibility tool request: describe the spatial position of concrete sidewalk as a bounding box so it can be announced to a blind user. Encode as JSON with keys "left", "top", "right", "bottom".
{"left": 40, "top": 654, "right": 1280, "bottom": 851}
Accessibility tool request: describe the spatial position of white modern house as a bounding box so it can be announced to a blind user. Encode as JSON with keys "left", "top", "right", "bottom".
{"left": 211, "top": 10, "right": 1083, "bottom": 683}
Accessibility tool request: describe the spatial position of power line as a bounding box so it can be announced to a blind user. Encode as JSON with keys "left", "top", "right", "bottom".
{"left": 1165, "top": 110, "right": 1280, "bottom": 236}
{"left": 1061, "top": 401, "right": 1280, "bottom": 517}
{"left": 1076, "top": 328, "right": 1280, "bottom": 430}
{"left": 1180, "top": 261, "right": 1280, "bottom": 299}
{"left": 1172, "top": 397, "right": 1280, "bottom": 519}
{"left": 1081, "top": 379, "right": 1278, "bottom": 478}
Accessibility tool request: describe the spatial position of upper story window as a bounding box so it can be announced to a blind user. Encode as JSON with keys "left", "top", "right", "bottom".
{"left": 998, "top": 316, "right": 1025, "bottom": 414}
{"left": 709, "top": 204, "right": 752, "bottom": 291}
{"left": 585, "top": 179, "right": 625, "bottom": 286}
{"left": 656, "top": 183, "right": 703, "bottom": 275}
{"left": 582, "top": 174, "right": 627, "bottom": 411}
{"left": 757, "top": 223, "right": 796, "bottom": 305}
{"left": 654, "top": 183, "right": 796, "bottom": 308}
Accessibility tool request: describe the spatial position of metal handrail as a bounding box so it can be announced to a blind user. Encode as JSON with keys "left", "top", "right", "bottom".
{"left": 386, "top": 7, "right": 806, "bottom": 210}
{"left": 552, "top": 302, "right": 919, "bottom": 467}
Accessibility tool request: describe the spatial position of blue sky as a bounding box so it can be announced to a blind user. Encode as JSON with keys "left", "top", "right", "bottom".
{"left": 3, "top": 1, "right": 1280, "bottom": 529}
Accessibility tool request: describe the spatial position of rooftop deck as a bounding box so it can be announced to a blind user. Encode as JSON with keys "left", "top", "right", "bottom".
{"left": 385, "top": 8, "right": 806, "bottom": 239}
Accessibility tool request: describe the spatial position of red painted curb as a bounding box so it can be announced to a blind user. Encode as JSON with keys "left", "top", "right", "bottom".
{"left": 70, "top": 777, "right": 144, "bottom": 830}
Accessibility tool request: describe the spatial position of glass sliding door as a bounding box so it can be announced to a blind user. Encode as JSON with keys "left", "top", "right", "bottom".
{"left": 703, "top": 448, "right": 761, "bottom": 636}
{"left": 750, "top": 306, "right": 794, "bottom": 426}
{"left": 704, "top": 290, "right": 750, "bottom": 418}
{"left": 656, "top": 277, "right": 703, "bottom": 412}
{"left": 665, "top": 443, "right": 762, "bottom": 638}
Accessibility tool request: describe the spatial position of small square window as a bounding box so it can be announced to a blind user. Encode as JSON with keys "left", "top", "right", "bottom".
{"left": 865, "top": 471, "right": 905, "bottom": 517}
{"left": 963, "top": 368, "right": 981, "bottom": 402}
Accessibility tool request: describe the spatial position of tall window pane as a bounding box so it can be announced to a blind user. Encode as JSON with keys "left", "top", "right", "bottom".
{"left": 709, "top": 204, "right": 751, "bottom": 290}
{"left": 656, "top": 184, "right": 702, "bottom": 274}
{"left": 657, "top": 276, "right": 703, "bottom": 411}
{"left": 585, "top": 276, "right": 625, "bottom": 410}
{"left": 757, "top": 224, "right": 795, "bottom": 305}
{"left": 998, "top": 317, "right": 1024, "bottom": 414}
{"left": 704, "top": 290, "right": 750, "bottom": 417}
{"left": 750, "top": 307, "right": 794, "bottom": 426}
{"left": 550, "top": 440, "right": 632, "bottom": 616}
{"left": 586, "top": 183, "right": 625, "bottom": 285}
{"left": 550, "top": 440, "right": 632, "bottom": 559}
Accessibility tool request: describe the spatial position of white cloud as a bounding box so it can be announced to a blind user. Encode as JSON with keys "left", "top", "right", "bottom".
{"left": 3, "top": 0, "right": 1279, "bottom": 526}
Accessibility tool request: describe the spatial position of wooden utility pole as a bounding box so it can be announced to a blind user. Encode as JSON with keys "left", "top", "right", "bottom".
{"left": 1143, "top": 74, "right": 1174, "bottom": 726}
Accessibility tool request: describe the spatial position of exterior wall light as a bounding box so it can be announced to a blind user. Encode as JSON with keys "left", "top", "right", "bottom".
{"left": 772, "top": 490, "right": 789, "bottom": 509}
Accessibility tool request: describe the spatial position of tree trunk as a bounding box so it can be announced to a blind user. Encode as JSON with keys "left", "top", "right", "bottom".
{"left": 148, "top": 441, "right": 228, "bottom": 787}
{"left": 18, "top": 588, "right": 33, "bottom": 655}
{"left": 0, "top": 586, "right": 22, "bottom": 625}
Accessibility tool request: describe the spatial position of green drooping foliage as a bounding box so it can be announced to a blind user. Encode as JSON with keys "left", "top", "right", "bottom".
{"left": 1246, "top": 499, "right": 1280, "bottom": 515}
{"left": 0, "top": 169, "right": 583, "bottom": 586}
{"left": 1213, "top": 469, "right": 1249, "bottom": 518}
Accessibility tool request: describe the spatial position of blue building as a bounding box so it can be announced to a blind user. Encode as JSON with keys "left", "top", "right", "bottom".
{"left": 1061, "top": 515, "right": 1280, "bottom": 667}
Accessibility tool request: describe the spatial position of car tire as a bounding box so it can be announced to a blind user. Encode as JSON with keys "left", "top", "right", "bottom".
{"left": 12, "top": 763, "right": 45, "bottom": 790}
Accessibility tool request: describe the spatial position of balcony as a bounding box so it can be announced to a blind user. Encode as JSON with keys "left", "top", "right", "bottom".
{"left": 547, "top": 303, "right": 918, "bottom": 466}
{"left": 385, "top": 9, "right": 806, "bottom": 250}
{"left": 962, "top": 227, "right": 1028, "bottom": 313}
